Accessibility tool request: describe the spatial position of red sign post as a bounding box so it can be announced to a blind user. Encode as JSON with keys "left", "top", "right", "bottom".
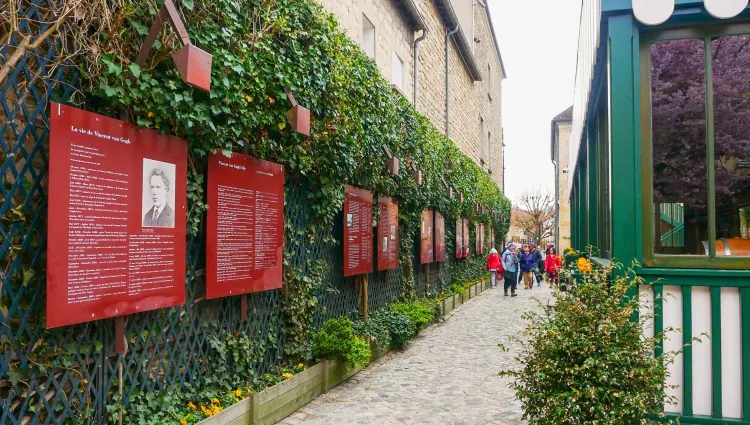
{"left": 47, "top": 103, "right": 187, "bottom": 329}
{"left": 206, "top": 153, "right": 284, "bottom": 299}
{"left": 344, "top": 186, "right": 374, "bottom": 277}
{"left": 435, "top": 212, "right": 446, "bottom": 262}
{"left": 420, "top": 210, "right": 434, "bottom": 264}
{"left": 377, "top": 196, "right": 399, "bottom": 271}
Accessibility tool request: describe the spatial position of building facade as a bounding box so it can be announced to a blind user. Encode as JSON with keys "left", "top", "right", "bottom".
{"left": 569, "top": 1, "right": 750, "bottom": 423}
{"left": 551, "top": 106, "right": 572, "bottom": 252}
{"left": 317, "top": 0, "right": 506, "bottom": 190}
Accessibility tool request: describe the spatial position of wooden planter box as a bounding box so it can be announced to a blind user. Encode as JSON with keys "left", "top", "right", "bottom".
{"left": 196, "top": 341, "right": 388, "bottom": 425}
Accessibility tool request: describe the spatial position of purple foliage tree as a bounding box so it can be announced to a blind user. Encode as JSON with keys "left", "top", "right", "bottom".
{"left": 651, "top": 36, "right": 750, "bottom": 210}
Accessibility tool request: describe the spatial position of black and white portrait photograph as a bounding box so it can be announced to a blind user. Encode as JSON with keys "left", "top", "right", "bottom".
{"left": 142, "top": 158, "right": 176, "bottom": 228}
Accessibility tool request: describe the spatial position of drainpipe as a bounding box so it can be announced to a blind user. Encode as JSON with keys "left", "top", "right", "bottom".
{"left": 444, "top": 25, "right": 460, "bottom": 137}
{"left": 413, "top": 28, "right": 428, "bottom": 108}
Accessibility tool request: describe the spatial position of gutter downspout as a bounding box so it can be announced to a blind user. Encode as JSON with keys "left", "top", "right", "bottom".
{"left": 550, "top": 118, "right": 564, "bottom": 249}
{"left": 413, "top": 28, "right": 428, "bottom": 108}
{"left": 445, "top": 25, "right": 460, "bottom": 137}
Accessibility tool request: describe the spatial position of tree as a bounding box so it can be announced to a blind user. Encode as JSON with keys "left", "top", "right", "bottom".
{"left": 514, "top": 192, "right": 555, "bottom": 243}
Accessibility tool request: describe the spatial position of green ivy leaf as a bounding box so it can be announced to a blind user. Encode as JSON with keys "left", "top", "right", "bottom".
{"left": 128, "top": 63, "right": 142, "bottom": 78}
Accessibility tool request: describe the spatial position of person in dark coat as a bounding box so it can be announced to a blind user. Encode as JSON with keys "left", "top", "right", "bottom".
{"left": 530, "top": 243, "right": 544, "bottom": 286}
{"left": 143, "top": 168, "right": 175, "bottom": 228}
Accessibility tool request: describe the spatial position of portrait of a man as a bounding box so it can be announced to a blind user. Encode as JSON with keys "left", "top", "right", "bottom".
{"left": 142, "top": 160, "right": 176, "bottom": 228}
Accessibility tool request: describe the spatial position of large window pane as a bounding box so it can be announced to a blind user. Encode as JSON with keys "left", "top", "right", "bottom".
{"left": 651, "top": 39, "right": 708, "bottom": 255}
{"left": 712, "top": 35, "right": 750, "bottom": 257}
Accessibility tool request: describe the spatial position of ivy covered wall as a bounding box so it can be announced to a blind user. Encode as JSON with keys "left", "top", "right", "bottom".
{"left": 0, "top": 0, "right": 510, "bottom": 423}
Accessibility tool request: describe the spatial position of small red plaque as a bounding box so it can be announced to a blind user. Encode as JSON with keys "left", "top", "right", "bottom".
{"left": 286, "top": 105, "right": 311, "bottom": 136}
{"left": 206, "top": 153, "right": 284, "bottom": 298}
{"left": 172, "top": 44, "right": 212, "bottom": 91}
{"left": 344, "top": 185, "right": 374, "bottom": 277}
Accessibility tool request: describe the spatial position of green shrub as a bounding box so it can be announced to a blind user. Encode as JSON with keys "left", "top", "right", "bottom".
{"left": 351, "top": 314, "right": 391, "bottom": 350}
{"left": 312, "top": 317, "right": 371, "bottom": 367}
{"left": 390, "top": 299, "right": 436, "bottom": 329}
{"left": 371, "top": 310, "right": 416, "bottom": 350}
{"left": 500, "top": 261, "right": 680, "bottom": 425}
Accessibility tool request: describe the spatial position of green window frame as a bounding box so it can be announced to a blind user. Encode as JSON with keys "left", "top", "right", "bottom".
{"left": 640, "top": 22, "right": 750, "bottom": 269}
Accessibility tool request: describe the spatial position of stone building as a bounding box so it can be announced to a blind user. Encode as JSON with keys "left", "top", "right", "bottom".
{"left": 551, "top": 106, "right": 572, "bottom": 251}
{"left": 316, "top": 0, "right": 506, "bottom": 190}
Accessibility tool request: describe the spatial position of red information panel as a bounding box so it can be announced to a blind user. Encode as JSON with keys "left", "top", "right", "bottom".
{"left": 420, "top": 210, "right": 434, "bottom": 264}
{"left": 463, "top": 220, "right": 470, "bottom": 258}
{"left": 377, "top": 196, "right": 399, "bottom": 271}
{"left": 477, "top": 223, "right": 486, "bottom": 254}
{"left": 206, "top": 153, "right": 284, "bottom": 298}
{"left": 344, "top": 185, "right": 374, "bottom": 277}
{"left": 47, "top": 102, "right": 187, "bottom": 328}
{"left": 455, "top": 218, "right": 464, "bottom": 259}
{"left": 435, "top": 211, "right": 446, "bottom": 262}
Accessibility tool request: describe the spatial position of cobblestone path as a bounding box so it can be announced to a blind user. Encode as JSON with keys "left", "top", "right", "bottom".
{"left": 279, "top": 284, "right": 553, "bottom": 425}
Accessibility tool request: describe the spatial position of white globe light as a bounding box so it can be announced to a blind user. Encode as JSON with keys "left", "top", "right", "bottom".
{"left": 704, "top": 0, "right": 748, "bottom": 19}
{"left": 633, "top": 0, "right": 675, "bottom": 25}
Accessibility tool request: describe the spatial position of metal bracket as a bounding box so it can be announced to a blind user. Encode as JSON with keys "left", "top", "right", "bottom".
{"left": 135, "top": 0, "right": 212, "bottom": 91}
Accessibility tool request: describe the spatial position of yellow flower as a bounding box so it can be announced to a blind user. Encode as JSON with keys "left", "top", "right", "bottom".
{"left": 211, "top": 398, "right": 220, "bottom": 405}
{"left": 282, "top": 372, "right": 294, "bottom": 379}
{"left": 235, "top": 388, "right": 242, "bottom": 397}
{"left": 244, "top": 95, "right": 253, "bottom": 103}
{"left": 297, "top": 363, "right": 304, "bottom": 369}
{"left": 577, "top": 257, "right": 592, "bottom": 273}
{"left": 180, "top": 420, "right": 187, "bottom": 425}
{"left": 278, "top": 122, "right": 286, "bottom": 130}
{"left": 187, "top": 402, "right": 197, "bottom": 410}
{"left": 147, "top": 111, "right": 154, "bottom": 118}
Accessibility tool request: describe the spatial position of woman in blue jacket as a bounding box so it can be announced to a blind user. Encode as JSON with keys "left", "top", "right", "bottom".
{"left": 520, "top": 244, "right": 536, "bottom": 289}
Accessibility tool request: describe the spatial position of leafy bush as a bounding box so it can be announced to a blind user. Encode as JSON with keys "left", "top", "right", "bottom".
{"left": 390, "top": 299, "right": 437, "bottom": 329}
{"left": 351, "top": 315, "right": 391, "bottom": 350}
{"left": 500, "top": 261, "right": 679, "bottom": 425}
{"left": 370, "top": 310, "right": 416, "bottom": 350}
{"left": 312, "top": 317, "right": 371, "bottom": 367}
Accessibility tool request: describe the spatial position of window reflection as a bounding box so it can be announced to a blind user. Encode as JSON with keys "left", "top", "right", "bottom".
{"left": 712, "top": 35, "right": 750, "bottom": 256}
{"left": 651, "top": 39, "right": 707, "bottom": 255}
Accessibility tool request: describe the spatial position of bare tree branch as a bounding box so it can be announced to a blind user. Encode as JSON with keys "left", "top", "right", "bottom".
{"left": 514, "top": 191, "right": 555, "bottom": 243}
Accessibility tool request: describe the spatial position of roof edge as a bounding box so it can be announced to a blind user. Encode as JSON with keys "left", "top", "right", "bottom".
{"left": 483, "top": 1, "right": 507, "bottom": 78}
{"left": 400, "top": 0, "right": 427, "bottom": 31}
{"left": 434, "top": 0, "right": 483, "bottom": 81}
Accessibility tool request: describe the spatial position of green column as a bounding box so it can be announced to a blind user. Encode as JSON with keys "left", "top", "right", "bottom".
{"left": 587, "top": 123, "right": 598, "bottom": 250}
{"left": 608, "top": 15, "right": 640, "bottom": 270}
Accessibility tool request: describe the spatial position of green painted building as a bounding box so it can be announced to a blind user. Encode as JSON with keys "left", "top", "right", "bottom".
{"left": 569, "top": 0, "right": 750, "bottom": 422}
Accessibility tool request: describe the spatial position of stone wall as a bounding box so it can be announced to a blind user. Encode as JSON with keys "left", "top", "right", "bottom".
{"left": 316, "top": 0, "right": 415, "bottom": 99}
{"left": 556, "top": 121, "right": 572, "bottom": 251}
{"left": 317, "top": 0, "right": 505, "bottom": 190}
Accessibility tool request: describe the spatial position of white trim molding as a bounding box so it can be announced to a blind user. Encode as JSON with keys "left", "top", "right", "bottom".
{"left": 634, "top": 0, "right": 749, "bottom": 25}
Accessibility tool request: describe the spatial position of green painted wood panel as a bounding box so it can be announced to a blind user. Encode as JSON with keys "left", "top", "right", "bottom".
{"left": 683, "top": 285, "right": 693, "bottom": 417}
{"left": 711, "top": 286, "right": 723, "bottom": 419}
{"left": 607, "top": 14, "right": 639, "bottom": 285}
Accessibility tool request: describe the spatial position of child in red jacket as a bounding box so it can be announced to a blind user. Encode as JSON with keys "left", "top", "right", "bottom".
{"left": 486, "top": 248, "right": 502, "bottom": 288}
{"left": 544, "top": 247, "right": 563, "bottom": 286}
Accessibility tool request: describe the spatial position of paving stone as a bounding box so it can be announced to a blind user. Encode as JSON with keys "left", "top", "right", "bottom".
{"left": 278, "top": 285, "right": 552, "bottom": 424}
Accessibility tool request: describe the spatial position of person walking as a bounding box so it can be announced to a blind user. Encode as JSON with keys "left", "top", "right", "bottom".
{"left": 501, "top": 243, "right": 519, "bottom": 297}
{"left": 530, "top": 243, "right": 544, "bottom": 287}
{"left": 520, "top": 244, "right": 535, "bottom": 290}
{"left": 486, "top": 248, "right": 502, "bottom": 289}
{"left": 545, "top": 247, "right": 563, "bottom": 286}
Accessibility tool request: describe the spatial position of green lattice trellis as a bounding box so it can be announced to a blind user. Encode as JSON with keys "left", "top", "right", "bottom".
{"left": 1, "top": 2, "right": 474, "bottom": 424}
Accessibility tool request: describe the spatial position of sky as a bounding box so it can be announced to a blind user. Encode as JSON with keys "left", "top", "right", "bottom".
{"left": 487, "top": 0, "right": 582, "bottom": 203}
